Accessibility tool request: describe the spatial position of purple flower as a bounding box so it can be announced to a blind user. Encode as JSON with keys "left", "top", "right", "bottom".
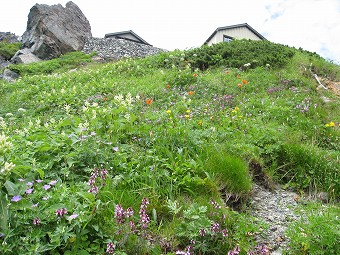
{"left": 25, "top": 188, "right": 34, "bottom": 194}
{"left": 33, "top": 217, "right": 41, "bottom": 225}
{"left": 139, "top": 198, "right": 150, "bottom": 229}
{"left": 43, "top": 184, "right": 51, "bottom": 190}
{"left": 32, "top": 203, "right": 39, "bottom": 208}
{"left": 68, "top": 214, "right": 79, "bottom": 220}
{"left": 113, "top": 146, "right": 119, "bottom": 152}
{"left": 211, "top": 221, "right": 220, "bottom": 234}
{"left": 222, "top": 229, "right": 229, "bottom": 237}
{"left": 106, "top": 242, "right": 115, "bottom": 254}
{"left": 129, "top": 221, "right": 136, "bottom": 231}
{"left": 228, "top": 246, "right": 240, "bottom": 255}
{"left": 126, "top": 207, "right": 134, "bottom": 218}
{"left": 18, "top": 178, "right": 25, "bottom": 182}
{"left": 35, "top": 179, "right": 43, "bottom": 183}
{"left": 27, "top": 181, "right": 34, "bottom": 186}
{"left": 49, "top": 180, "right": 57, "bottom": 185}
{"left": 56, "top": 208, "right": 68, "bottom": 217}
{"left": 11, "top": 195, "right": 22, "bottom": 202}
{"left": 199, "top": 228, "right": 206, "bottom": 237}
{"left": 114, "top": 204, "right": 126, "bottom": 224}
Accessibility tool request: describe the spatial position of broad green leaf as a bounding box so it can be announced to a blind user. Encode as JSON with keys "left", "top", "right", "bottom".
{"left": 4, "top": 180, "right": 18, "bottom": 195}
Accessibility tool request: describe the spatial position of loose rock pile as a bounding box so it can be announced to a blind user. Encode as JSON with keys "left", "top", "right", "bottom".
{"left": 83, "top": 37, "right": 165, "bottom": 60}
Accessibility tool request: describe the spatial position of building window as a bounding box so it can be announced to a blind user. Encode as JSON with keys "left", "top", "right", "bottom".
{"left": 223, "top": 35, "right": 233, "bottom": 42}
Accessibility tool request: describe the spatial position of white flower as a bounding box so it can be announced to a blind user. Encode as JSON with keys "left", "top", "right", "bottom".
{"left": 0, "top": 133, "right": 13, "bottom": 153}
{"left": 5, "top": 113, "right": 13, "bottom": 117}
{"left": 60, "top": 88, "right": 66, "bottom": 94}
{"left": 92, "top": 102, "right": 99, "bottom": 108}
{"left": 244, "top": 63, "right": 251, "bottom": 67}
{"left": 18, "top": 108, "right": 26, "bottom": 112}
{"left": 36, "top": 118, "right": 41, "bottom": 127}
{"left": 0, "top": 162, "right": 15, "bottom": 174}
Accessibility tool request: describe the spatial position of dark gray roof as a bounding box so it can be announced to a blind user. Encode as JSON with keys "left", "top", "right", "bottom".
{"left": 204, "top": 23, "right": 266, "bottom": 44}
{"left": 104, "top": 30, "right": 151, "bottom": 46}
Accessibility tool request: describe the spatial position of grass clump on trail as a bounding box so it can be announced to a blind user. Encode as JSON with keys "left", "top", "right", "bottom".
{"left": 0, "top": 39, "right": 339, "bottom": 254}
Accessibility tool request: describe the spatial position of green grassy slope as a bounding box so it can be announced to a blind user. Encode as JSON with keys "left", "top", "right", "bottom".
{"left": 0, "top": 40, "right": 339, "bottom": 254}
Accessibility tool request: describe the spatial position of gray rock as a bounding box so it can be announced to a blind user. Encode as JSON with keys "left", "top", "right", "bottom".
{"left": 0, "top": 32, "right": 20, "bottom": 43}
{"left": 83, "top": 37, "right": 165, "bottom": 60}
{"left": 3, "top": 68, "right": 19, "bottom": 82}
{"left": 0, "top": 56, "right": 10, "bottom": 68}
{"left": 11, "top": 48, "right": 41, "bottom": 64}
{"left": 22, "top": 1, "right": 91, "bottom": 60}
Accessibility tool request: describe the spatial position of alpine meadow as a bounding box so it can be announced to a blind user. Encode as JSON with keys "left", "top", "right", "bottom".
{"left": 0, "top": 39, "right": 339, "bottom": 254}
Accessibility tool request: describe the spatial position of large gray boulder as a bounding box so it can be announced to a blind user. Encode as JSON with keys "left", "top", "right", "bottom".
{"left": 22, "top": 1, "right": 92, "bottom": 60}
{"left": 11, "top": 48, "right": 41, "bottom": 64}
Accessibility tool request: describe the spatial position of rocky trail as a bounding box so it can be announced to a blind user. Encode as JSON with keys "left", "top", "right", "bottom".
{"left": 249, "top": 184, "right": 305, "bottom": 254}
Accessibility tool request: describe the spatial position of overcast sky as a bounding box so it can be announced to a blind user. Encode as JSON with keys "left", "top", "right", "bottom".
{"left": 1, "top": 0, "right": 340, "bottom": 63}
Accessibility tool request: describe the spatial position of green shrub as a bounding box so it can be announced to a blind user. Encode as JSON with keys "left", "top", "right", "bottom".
{"left": 8, "top": 51, "right": 94, "bottom": 75}
{"left": 0, "top": 42, "right": 22, "bottom": 60}
{"left": 185, "top": 39, "right": 295, "bottom": 70}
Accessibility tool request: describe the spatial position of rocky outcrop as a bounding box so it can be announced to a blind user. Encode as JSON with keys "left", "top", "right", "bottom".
{"left": 83, "top": 37, "right": 165, "bottom": 60}
{"left": 22, "top": 1, "right": 91, "bottom": 60}
{"left": 11, "top": 48, "right": 41, "bottom": 64}
{"left": 2, "top": 68, "right": 20, "bottom": 82}
{"left": 0, "top": 32, "right": 20, "bottom": 43}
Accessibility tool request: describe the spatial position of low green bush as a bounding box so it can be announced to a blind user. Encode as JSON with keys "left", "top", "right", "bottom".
{"left": 8, "top": 51, "right": 94, "bottom": 75}
{"left": 0, "top": 42, "right": 22, "bottom": 60}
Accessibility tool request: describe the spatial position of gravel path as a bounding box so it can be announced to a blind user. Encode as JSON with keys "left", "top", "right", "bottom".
{"left": 249, "top": 184, "right": 305, "bottom": 254}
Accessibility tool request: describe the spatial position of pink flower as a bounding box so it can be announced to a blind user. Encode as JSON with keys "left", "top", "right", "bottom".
{"left": 33, "top": 218, "right": 41, "bottom": 225}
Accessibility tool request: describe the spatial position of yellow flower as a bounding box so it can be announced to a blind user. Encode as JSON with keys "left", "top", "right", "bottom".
{"left": 186, "top": 109, "right": 191, "bottom": 113}
{"left": 325, "top": 123, "right": 330, "bottom": 127}
{"left": 198, "top": 120, "right": 203, "bottom": 125}
{"left": 184, "top": 115, "right": 190, "bottom": 118}
{"left": 166, "top": 110, "right": 172, "bottom": 114}
{"left": 329, "top": 121, "right": 335, "bottom": 127}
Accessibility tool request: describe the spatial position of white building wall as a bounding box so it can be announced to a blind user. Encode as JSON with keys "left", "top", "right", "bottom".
{"left": 207, "top": 27, "right": 263, "bottom": 46}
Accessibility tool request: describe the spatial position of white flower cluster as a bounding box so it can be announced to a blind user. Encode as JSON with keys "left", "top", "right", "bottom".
{"left": 0, "top": 117, "right": 7, "bottom": 129}
{"left": 0, "top": 133, "right": 13, "bottom": 154}
{"left": 114, "top": 93, "right": 133, "bottom": 107}
{"left": 0, "top": 162, "right": 15, "bottom": 175}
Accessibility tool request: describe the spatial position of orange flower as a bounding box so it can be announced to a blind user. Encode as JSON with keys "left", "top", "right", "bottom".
{"left": 166, "top": 84, "right": 171, "bottom": 89}
{"left": 145, "top": 98, "right": 153, "bottom": 105}
{"left": 237, "top": 83, "right": 243, "bottom": 88}
{"left": 225, "top": 70, "right": 230, "bottom": 74}
{"left": 188, "top": 91, "right": 195, "bottom": 95}
{"left": 242, "top": 79, "right": 248, "bottom": 84}
{"left": 193, "top": 73, "right": 198, "bottom": 77}
{"left": 103, "top": 97, "right": 108, "bottom": 101}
